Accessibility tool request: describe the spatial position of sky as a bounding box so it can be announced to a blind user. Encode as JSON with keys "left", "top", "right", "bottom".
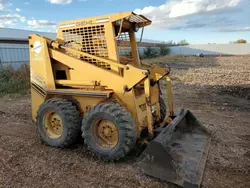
{"left": 0, "top": 0, "right": 249, "bottom": 44}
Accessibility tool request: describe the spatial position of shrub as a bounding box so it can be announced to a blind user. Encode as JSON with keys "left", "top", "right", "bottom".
{"left": 143, "top": 47, "right": 159, "bottom": 58}
{"left": 0, "top": 64, "right": 30, "bottom": 97}
{"left": 159, "top": 45, "right": 170, "bottom": 56}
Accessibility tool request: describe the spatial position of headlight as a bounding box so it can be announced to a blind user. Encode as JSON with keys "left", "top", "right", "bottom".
{"left": 151, "top": 105, "right": 156, "bottom": 113}
{"left": 133, "top": 23, "right": 139, "bottom": 32}
{"left": 115, "top": 20, "right": 121, "bottom": 26}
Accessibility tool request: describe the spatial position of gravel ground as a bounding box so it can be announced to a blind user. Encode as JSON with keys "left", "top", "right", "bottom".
{"left": 0, "top": 56, "right": 250, "bottom": 188}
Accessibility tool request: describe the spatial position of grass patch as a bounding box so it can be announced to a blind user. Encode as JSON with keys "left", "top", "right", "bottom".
{"left": 0, "top": 65, "right": 30, "bottom": 97}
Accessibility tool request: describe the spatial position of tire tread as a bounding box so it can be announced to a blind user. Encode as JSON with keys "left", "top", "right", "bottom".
{"left": 81, "top": 102, "right": 137, "bottom": 161}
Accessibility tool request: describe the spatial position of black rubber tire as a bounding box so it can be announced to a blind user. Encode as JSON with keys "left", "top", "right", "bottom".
{"left": 159, "top": 96, "right": 167, "bottom": 123}
{"left": 81, "top": 102, "right": 137, "bottom": 161}
{"left": 37, "top": 98, "right": 81, "bottom": 148}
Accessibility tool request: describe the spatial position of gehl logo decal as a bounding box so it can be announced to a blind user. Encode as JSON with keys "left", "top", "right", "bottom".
{"left": 76, "top": 20, "right": 93, "bottom": 27}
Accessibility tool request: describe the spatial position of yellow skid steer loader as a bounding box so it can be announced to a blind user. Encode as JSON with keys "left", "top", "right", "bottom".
{"left": 28, "top": 12, "right": 211, "bottom": 188}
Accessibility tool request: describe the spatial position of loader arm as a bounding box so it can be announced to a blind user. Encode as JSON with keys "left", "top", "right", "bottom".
{"left": 47, "top": 38, "right": 149, "bottom": 90}
{"left": 141, "top": 61, "right": 174, "bottom": 116}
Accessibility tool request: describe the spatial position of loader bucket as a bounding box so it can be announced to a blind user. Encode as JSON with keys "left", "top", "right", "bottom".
{"left": 138, "top": 109, "right": 211, "bottom": 188}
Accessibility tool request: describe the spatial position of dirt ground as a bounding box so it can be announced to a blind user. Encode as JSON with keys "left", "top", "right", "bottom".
{"left": 0, "top": 56, "right": 249, "bottom": 188}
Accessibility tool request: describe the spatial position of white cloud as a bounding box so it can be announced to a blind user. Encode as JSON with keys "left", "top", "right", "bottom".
{"left": 0, "top": 0, "right": 7, "bottom": 11}
{"left": 168, "top": 0, "right": 241, "bottom": 18}
{"left": 24, "top": 2, "right": 29, "bottom": 4}
{"left": 134, "top": 0, "right": 243, "bottom": 29}
{"left": 27, "top": 19, "right": 57, "bottom": 28}
{"left": 0, "top": 14, "right": 26, "bottom": 27}
{"left": 135, "top": 0, "right": 241, "bottom": 19}
{"left": 20, "top": 17, "right": 26, "bottom": 23}
{"left": 0, "top": 1, "right": 26, "bottom": 27}
{"left": 47, "top": 0, "right": 72, "bottom": 4}
{"left": 218, "top": 26, "right": 250, "bottom": 32}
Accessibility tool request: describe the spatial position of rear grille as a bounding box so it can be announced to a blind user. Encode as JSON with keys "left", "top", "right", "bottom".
{"left": 62, "top": 25, "right": 108, "bottom": 57}
{"left": 62, "top": 25, "right": 112, "bottom": 69}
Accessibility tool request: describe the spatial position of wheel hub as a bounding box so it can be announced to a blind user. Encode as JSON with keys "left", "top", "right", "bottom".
{"left": 103, "top": 127, "right": 112, "bottom": 137}
{"left": 94, "top": 119, "right": 118, "bottom": 149}
{"left": 43, "top": 111, "right": 63, "bottom": 139}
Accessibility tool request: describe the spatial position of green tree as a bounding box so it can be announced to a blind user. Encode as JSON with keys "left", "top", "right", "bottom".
{"left": 159, "top": 45, "right": 170, "bottom": 56}
{"left": 143, "top": 47, "right": 159, "bottom": 58}
{"left": 164, "top": 40, "right": 176, "bottom": 46}
{"left": 178, "top": 39, "right": 189, "bottom": 46}
{"left": 234, "top": 39, "right": 247, "bottom": 44}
